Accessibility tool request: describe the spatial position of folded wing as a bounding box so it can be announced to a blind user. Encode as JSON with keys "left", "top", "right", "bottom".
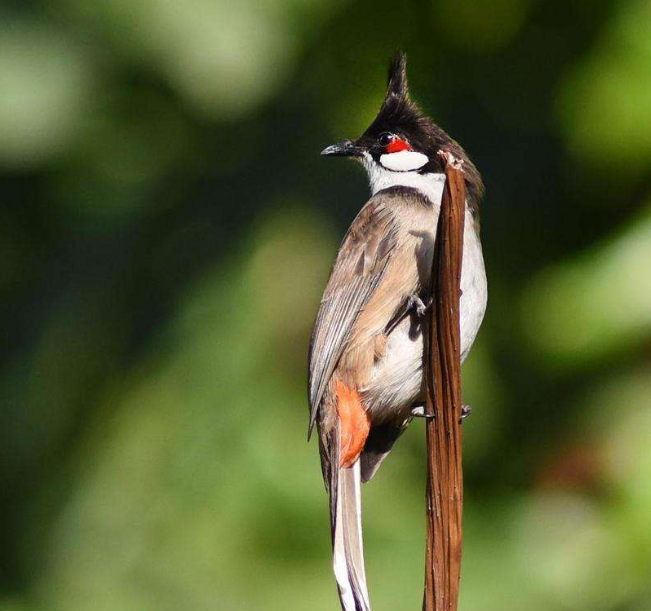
{"left": 308, "top": 197, "right": 399, "bottom": 437}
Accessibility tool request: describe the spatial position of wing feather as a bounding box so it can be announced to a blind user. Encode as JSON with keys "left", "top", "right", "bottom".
{"left": 308, "top": 197, "right": 399, "bottom": 437}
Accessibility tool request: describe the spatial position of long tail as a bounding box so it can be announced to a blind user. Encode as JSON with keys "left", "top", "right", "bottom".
{"left": 331, "top": 459, "right": 371, "bottom": 611}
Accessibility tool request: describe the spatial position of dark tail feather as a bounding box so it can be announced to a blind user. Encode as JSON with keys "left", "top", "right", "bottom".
{"left": 360, "top": 420, "right": 409, "bottom": 482}
{"left": 331, "top": 459, "right": 371, "bottom": 611}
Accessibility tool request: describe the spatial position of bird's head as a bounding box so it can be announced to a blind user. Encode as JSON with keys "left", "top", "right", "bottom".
{"left": 321, "top": 51, "right": 483, "bottom": 210}
{"left": 322, "top": 51, "right": 437, "bottom": 172}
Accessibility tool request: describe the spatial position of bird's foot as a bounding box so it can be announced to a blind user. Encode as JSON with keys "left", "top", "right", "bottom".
{"left": 409, "top": 295, "right": 432, "bottom": 318}
{"left": 460, "top": 405, "right": 472, "bottom": 422}
{"left": 410, "top": 403, "right": 435, "bottom": 420}
{"left": 411, "top": 403, "right": 471, "bottom": 422}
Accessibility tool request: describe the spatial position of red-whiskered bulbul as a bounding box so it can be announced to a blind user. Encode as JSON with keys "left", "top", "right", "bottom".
{"left": 308, "top": 52, "right": 487, "bottom": 611}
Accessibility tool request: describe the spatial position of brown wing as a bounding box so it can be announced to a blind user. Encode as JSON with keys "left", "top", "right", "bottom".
{"left": 308, "top": 196, "right": 399, "bottom": 437}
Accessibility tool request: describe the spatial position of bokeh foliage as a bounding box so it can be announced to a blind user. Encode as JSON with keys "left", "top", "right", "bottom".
{"left": 1, "top": 0, "right": 650, "bottom": 610}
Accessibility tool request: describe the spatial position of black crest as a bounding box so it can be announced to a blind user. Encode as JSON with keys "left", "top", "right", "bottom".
{"left": 362, "top": 51, "right": 427, "bottom": 140}
{"left": 386, "top": 51, "right": 409, "bottom": 103}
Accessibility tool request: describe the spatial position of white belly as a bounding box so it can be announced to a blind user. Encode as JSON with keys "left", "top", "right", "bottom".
{"left": 362, "top": 213, "right": 487, "bottom": 423}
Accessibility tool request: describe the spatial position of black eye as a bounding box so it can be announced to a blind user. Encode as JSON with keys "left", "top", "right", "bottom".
{"left": 378, "top": 132, "right": 394, "bottom": 147}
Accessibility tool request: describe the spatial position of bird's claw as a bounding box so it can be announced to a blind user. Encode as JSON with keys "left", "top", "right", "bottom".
{"left": 411, "top": 403, "right": 471, "bottom": 423}
{"left": 409, "top": 295, "right": 432, "bottom": 318}
{"left": 460, "top": 405, "right": 472, "bottom": 422}
{"left": 410, "top": 403, "right": 435, "bottom": 420}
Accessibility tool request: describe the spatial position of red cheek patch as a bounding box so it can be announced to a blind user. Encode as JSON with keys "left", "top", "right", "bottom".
{"left": 386, "top": 138, "right": 411, "bottom": 153}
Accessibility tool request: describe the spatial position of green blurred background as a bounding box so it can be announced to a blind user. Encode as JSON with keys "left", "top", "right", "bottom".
{"left": 1, "top": 0, "right": 651, "bottom": 610}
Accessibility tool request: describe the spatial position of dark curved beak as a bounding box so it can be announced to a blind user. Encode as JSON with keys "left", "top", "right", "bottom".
{"left": 320, "top": 140, "right": 363, "bottom": 157}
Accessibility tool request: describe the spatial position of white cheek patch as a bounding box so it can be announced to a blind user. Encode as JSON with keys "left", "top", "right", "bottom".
{"left": 379, "top": 150, "right": 429, "bottom": 172}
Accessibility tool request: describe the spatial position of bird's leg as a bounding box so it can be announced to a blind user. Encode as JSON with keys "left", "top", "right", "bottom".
{"left": 409, "top": 294, "right": 434, "bottom": 318}
{"left": 460, "top": 405, "right": 472, "bottom": 422}
{"left": 410, "top": 402, "right": 435, "bottom": 420}
{"left": 385, "top": 294, "right": 433, "bottom": 335}
{"left": 411, "top": 403, "right": 472, "bottom": 422}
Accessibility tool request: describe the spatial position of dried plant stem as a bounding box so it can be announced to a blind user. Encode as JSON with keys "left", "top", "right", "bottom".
{"left": 423, "top": 152, "right": 466, "bottom": 611}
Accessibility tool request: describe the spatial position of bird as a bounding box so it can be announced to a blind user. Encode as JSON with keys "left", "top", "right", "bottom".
{"left": 307, "top": 51, "right": 487, "bottom": 611}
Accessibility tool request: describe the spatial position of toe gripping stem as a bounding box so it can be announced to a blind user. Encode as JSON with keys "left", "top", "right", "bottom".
{"left": 410, "top": 403, "right": 472, "bottom": 423}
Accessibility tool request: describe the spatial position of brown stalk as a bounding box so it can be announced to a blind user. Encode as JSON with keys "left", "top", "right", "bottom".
{"left": 423, "top": 152, "right": 466, "bottom": 611}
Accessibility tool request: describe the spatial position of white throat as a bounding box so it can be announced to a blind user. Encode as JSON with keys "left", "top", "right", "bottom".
{"left": 362, "top": 152, "right": 446, "bottom": 205}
